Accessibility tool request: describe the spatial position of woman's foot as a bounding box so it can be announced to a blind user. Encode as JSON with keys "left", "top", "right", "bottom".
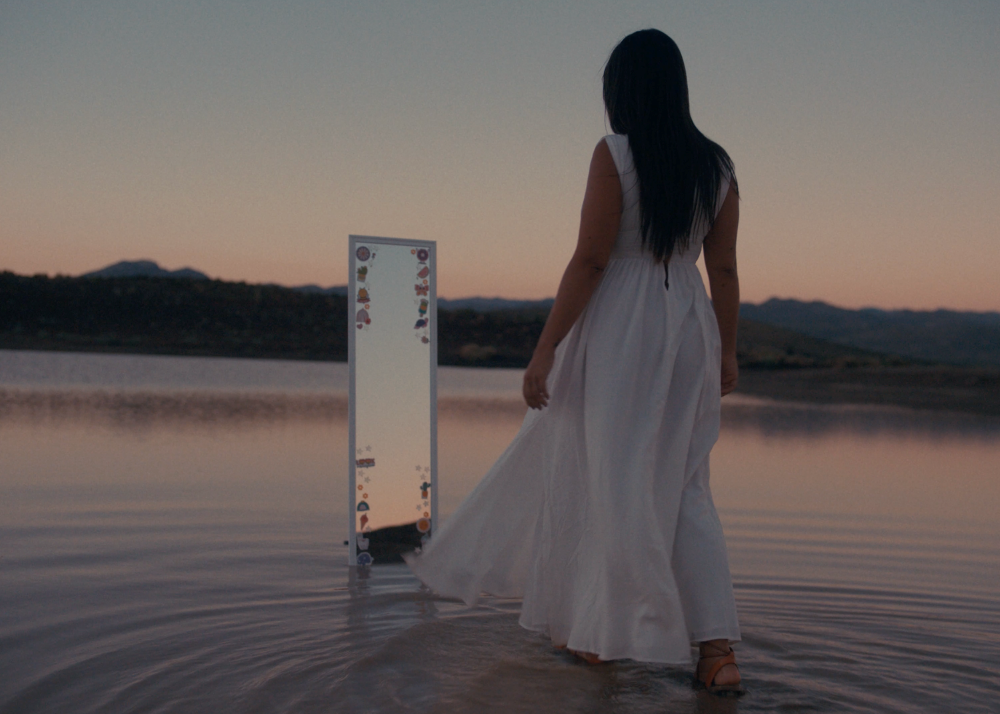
{"left": 568, "top": 648, "right": 603, "bottom": 665}
{"left": 697, "top": 640, "right": 742, "bottom": 692}
{"left": 554, "top": 643, "right": 604, "bottom": 664}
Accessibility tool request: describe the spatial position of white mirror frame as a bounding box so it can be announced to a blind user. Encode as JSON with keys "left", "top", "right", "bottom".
{"left": 347, "top": 235, "right": 438, "bottom": 566}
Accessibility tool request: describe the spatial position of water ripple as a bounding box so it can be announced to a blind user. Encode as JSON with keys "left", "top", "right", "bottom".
{"left": 3, "top": 534, "right": 998, "bottom": 714}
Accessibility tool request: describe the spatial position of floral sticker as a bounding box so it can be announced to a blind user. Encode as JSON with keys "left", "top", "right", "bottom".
{"left": 356, "top": 246, "right": 371, "bottom": 261}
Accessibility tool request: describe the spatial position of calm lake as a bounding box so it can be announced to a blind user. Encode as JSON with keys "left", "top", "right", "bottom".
{"left": 1, "top": 350, "right": 998, "bottom": 713}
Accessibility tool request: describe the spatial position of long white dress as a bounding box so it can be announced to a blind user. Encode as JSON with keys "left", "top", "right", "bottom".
{"left": 406, "top": 134, "right": 740, "bottom": 665}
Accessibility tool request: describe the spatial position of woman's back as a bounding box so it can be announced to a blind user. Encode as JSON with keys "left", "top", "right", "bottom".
{"left": 603, "top": 133, "right": 730, "bottom": 265}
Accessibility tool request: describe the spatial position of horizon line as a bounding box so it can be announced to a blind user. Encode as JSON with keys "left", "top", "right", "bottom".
{"left": 3, "top": 265, "right": 997, "bottom": 316}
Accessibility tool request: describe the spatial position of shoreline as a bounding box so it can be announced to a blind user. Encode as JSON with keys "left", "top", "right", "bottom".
{"left": 2, "top": 346, "right": 998, "bottom": 418}
{"left": 736, "top": 366, "right": 1000, "bottom": 418}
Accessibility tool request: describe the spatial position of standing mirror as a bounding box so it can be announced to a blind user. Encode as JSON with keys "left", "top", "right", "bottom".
{"left": 348, "top": 235, "right": 437, "bottom": 565}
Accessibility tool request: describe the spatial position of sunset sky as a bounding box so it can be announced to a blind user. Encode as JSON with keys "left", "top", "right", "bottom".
{"left": 2, "top": 1, "right": 997, "bottom": 310}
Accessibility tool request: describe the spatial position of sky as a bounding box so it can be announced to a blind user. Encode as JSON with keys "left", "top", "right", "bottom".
{"left": 1, "top": 1, "right": 998, "bottom": 310}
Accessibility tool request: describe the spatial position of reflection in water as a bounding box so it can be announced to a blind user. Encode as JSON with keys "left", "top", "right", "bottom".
{"left": 2, "top": 351, "right": 999, "bottom": 713}
{"left": 0, "top": 387, "right": 348, "bottom": 428}
{"left": 721, "top": 395, "right": 1000, "bottom": 440}
{"left": 0, "top": 348, "right": 350, "bottom": 392}
{"left": 5, "top": 385, "right": 999, "bottom": 442}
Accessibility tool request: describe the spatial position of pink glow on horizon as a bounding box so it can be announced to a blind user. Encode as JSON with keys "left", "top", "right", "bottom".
{"left": 1, "top": 2, "right": 997, "bottom": 312}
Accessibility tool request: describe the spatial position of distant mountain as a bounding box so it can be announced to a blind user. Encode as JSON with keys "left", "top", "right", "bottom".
{"left": 290, "top": 284, "right": 348, "bottom": 296}
{"left": 439, "top": 297, "right": 555, "bottom": 312}
{"left": 74, "top": 263, "right": 998, "bottom": 367}
{"left": 79, "top": 263, "right": 547, "bottom": 309}
{"left": 741, "top": 298, "right": 1000, "bottom": 367}
{"left": 736, "top": 317, "right": 906, "bottom": 369}
{"left": 288, "top": 291, "right": 551, "bottom": 310}
{"left": 82, "top": 260, "right": 209, "bottom": 281}
{"left": 299, "top": 290, "right": 552, "bottom": 311}
{"left": 83, "top": 263, "right": 349, "bottom": 295}
{"left": 1, "top": 270, "right": 345, "bottom": 362}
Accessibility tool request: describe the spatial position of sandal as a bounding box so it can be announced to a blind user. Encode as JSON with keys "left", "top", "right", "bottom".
{"left": 696, "top": 645, "right": 745, "bottom": 696}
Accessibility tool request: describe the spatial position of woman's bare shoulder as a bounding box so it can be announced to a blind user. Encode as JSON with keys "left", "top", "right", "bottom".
{"left": 590, "top": 137, "right": 621, "bottom": 181}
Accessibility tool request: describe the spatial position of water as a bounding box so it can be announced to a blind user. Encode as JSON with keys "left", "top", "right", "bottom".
{"left": 1, "top": 349, "right": 998, "bottom": 713}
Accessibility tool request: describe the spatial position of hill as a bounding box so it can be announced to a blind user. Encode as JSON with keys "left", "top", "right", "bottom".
{"left": 75, "top": 262, "right": 998, "bottom": 367}
{"left": 80, "top": 260, "right": 349, "bottom": 296}
{"left": 742, "top": 298, "right": 1000, "bottom": 367}
{"left": 438, "top": 297, "right": 555, "bottom": 312}
{"left": 1, "top": 271, "right": 900, "bottom": 369}
{"left": 82, "top": 260, "right": 210, "bottom": 281}
{"left": 736, "top": 318, "right": 908, "bottom": 369}
{"left": 437, "top": 296, "right": 1000, "bottom": 368}
{"left": 0, "top": 272, "right": 347, "bottom": 361}
{"left": 3, "top": 272, "right": 998, "bottom": 414}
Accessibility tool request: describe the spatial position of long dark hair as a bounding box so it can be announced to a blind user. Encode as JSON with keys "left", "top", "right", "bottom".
{"left": 603, "top": 29, "right": 737, "bottom": 261}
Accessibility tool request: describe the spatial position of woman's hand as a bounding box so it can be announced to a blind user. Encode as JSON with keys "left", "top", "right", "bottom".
{"left": 721, "top": 352, "right": 738, "bottom": 396}
{"left": 523, "top": 345, "right": 555, "bottom": 409}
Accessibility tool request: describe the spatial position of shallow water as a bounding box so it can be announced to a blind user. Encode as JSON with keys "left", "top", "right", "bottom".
{"left": 1, "top": 350, "right": 998, "bottom": 713}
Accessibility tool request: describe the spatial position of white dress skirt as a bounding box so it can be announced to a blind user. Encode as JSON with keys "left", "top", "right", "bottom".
{"left": 405, "top": 134, "right": 741, "bottom": 665}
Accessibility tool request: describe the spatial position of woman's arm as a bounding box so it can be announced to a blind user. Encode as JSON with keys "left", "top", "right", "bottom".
{"left": 522, "top": 139, "right": 622, "bottom": 409}
{"left": 702, "top": 186, "right": 741, "bottom": 396}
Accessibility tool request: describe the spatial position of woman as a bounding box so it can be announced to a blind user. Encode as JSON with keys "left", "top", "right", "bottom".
{"left": 407, "top": 29, "right": 743, "bottom": 695}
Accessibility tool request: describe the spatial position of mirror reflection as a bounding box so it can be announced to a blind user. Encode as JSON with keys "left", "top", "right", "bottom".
{"left": 349, "top": 236, "right": 436, "bottom": 565}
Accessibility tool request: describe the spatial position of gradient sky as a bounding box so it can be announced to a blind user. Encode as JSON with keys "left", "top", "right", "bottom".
{"left": 2, "top": 1, "right": 998, "bottom": 310}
